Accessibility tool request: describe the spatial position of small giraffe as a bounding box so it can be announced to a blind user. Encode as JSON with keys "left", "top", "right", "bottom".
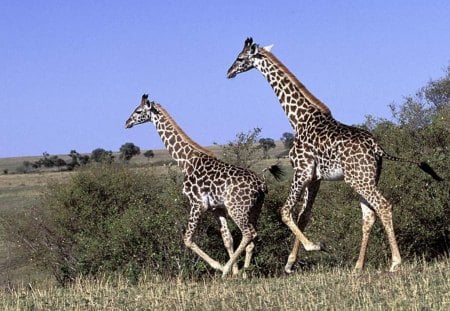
{"left": 227, "top": 37, "right": 443, "bottom": 273}
{"left": 125, "top": 94, "right": 282, "bottom": 277}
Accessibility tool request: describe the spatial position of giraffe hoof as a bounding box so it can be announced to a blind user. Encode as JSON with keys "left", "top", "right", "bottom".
{"left": 319, "top": 241, "right": 328, "bottom": 252}
{"left": 389, "top": 261, "right": 401, "bottom": 272}
{"left": 284, "top": 263, "right": 294, "bottom": 274}
{"left": 222, "top": 264, "right": 232, "bottom": 277}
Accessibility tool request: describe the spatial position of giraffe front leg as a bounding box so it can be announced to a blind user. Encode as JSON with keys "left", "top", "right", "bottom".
{"left": 281, "top": 173, "right": 324, "bottom": 252}
{"left": 184, "top": 202, "right": 223, "bottom": 272}
{"left": 285, "top": 181, "right": 321, "bottom": 274}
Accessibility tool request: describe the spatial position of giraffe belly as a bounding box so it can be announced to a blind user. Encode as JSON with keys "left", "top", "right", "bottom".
{"left": 201, "top": 193, "right": 224, "bottom": 210}
{"left": 318, "top": 166, "right": 344, "bottom": 181}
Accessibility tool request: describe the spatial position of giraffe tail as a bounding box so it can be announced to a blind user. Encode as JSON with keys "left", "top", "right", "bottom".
{"left": 381, "top": 151, "right": 444, "bottom": 181}
{"left": 262, "top": 164, "right": 285, "bottom": 181}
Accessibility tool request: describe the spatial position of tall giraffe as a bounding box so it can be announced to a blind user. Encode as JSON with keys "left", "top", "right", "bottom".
{"left": 125, "top": 94, "right": 283, "bottom": 277}
{"left": 227, "top": 37, "right": 443, "bottom": 273}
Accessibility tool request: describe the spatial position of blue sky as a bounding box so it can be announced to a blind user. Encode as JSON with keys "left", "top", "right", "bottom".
{"left": 1, "top": 1, "right": 449, "bottom": 158}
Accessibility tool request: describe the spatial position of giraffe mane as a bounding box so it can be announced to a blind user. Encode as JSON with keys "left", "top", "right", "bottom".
{"left": 154, "top": 104, "right": 216, "bottom": 158}
{"left": 260, "top": 49, "right": 331, "bottom": 115}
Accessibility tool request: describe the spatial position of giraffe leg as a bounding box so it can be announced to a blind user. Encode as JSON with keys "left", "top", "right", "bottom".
{"left": 281, "top": 172, "right": 323, "bottom": 252}
{"left": 353, "top": 186, "right": 401, "bottom": 272}
{"left": 214, "top": 211, "right": 239, "bottom": 275}
{"left": 184, "top": 202, "right": 223, "bottom": 272}
{"left": 354, "top": 199, "right": 376, "bottom": 271}
{"left": 241, "top": 242, "right": 255, "bottom": 279}
{"left": 285, "top": 181, "right": 321, "bottom": 273}
{"left": 222, "top": 228, "right": 255, "bottom": 277}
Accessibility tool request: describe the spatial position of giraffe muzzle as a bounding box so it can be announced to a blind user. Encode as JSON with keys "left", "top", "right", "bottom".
{"left": 226, "top": 66, "right": 237, "bottom": 79}
{"left": 125, "top": 120, "right": 134, "bottom": 129}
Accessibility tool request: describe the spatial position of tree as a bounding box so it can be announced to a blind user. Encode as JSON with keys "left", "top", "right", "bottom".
{"left": 91, "top": 148, "right": 114, "bottom": 163}
{"left": 143, "top": 150, "right": 155, "bottom": 161}
{"left": 221, "top": 128, "right": 263, "bottom": 169}
{"left": 258, "top": 137, "right": 276, "bottom": 158}
{"left": 67, "top": 150, "right": 89, "bottom": 170}
{"left": 280, "top": 132, "right": 295, "bottom": 150}
{"left": 120, "top": 142, "right": 141, "bottom": 162}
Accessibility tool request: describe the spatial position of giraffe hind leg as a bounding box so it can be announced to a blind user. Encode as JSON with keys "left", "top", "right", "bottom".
{"left": 221, "top": 202, "right": 258, "bottom": 278}
{"left": 352, "top": 185, "right": 401, "bottom": 272}
{"left": 354, "top": 199, "right": 376, "bottom": 271}
{"left": 215, "top": 211, "right": 239, "bottom": 275}
{"left": 222, "top": 228, "right": 255, "bottom": 277}
{"left": 241, "top": 242, "right": 255, "bottom": 279}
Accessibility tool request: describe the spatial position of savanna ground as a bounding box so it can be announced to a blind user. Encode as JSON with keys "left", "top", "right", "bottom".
{"left": 1, "top": 260, "right": 449, "bottom": 310}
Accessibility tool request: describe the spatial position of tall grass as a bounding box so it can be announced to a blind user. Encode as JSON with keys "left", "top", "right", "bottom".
{"left": 1, "top": 258, "right": 448, "bottom": 310}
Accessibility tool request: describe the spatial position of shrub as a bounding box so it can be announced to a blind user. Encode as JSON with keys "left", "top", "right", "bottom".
{"left": 5, "top": 165, "right": 190, "bottom": 283}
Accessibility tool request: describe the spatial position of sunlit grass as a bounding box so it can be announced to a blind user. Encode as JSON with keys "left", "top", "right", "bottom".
{"left": 1, "top": 259, "right": 448, "bottom": 310}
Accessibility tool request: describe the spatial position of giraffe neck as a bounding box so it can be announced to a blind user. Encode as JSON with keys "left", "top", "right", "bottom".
{"left": 255, "top": 50, "right": 332, "bottom": 131}
{"left": 153, "top": 104, "right": 215, "bottom": 170}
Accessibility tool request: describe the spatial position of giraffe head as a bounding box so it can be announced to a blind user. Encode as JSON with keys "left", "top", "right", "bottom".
{"left": 227, "top": 37, "right": 273, "bottom": 79}
{"left": 125, "top": 94, "right": 159, "bottom": 128}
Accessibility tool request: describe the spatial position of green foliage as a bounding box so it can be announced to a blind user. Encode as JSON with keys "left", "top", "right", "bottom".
{"left": 90, "top": 148, "right": 114, "bottom": 163}
{"left": 143, "top": 150, "right": 155, "bottom": 160}
{"left": 6, "top": 165, "right": 188, "bottom": 283}
{"left": 119, "top": 142, "right": 141, "bottom": 162}
{"left": 30, "top": 152, "right": 67, "bottom": 169}
{"left": 280, "top": 132, "right": 295, "bottom": 149}
{"left": 258, "top": 137, "right": 276, "bottom": 158}
{"left": 221, "top": 127, "right": 263, "bottom": 169}
{"left": 68, "top": 150, "right": 89, "bottom": 170}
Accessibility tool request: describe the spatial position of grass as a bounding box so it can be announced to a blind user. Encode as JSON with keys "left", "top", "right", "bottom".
{"left": 0, "top": 259, "right": 448, "bottom": 310}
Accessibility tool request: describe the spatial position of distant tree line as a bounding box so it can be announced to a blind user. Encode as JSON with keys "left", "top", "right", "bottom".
{"left": 16, "top": 142, "right": 148, "bottom": 173}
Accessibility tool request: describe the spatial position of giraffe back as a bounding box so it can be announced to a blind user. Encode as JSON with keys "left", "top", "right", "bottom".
{"left": 183, "top": 154, "right": 266, "bottom": 211}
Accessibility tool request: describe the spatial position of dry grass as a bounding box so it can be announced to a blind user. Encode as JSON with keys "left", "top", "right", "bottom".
{"left": 1, "top": 259, "right": 448, "bottom": 310}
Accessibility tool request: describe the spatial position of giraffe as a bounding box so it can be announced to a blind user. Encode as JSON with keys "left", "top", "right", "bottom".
{"left": 125, "top": 94, "right": 283, "bottom": 277}
{"left": 227, "top": 37, "right": 443, "bottom": 273}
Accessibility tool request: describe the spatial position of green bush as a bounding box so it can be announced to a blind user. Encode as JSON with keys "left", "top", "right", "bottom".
{"left": 7, "top": 165, "right": 191, "bottom": 283}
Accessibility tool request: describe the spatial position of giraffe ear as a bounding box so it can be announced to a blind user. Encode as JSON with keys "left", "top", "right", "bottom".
{"left": 140, "top": 94, "right": 149, "bottom": 106}
{"left": 262, "top": 44, "right": 274, "bottom": 52}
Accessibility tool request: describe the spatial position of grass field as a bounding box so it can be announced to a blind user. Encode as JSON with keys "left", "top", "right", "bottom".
{"left": 0, "top": 259, "right": 448, "bottom": 310}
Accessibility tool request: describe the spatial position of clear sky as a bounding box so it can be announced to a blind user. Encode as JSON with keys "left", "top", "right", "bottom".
{"left": 1, "top": 1, "right": 449, "bottom": 158}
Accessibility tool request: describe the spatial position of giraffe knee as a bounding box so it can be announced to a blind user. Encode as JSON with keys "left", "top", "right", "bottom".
{"left": 223, "top": 237, "right": 234, "bottom": 250}
{"left": 246, "top": 242, "right": 255, "bottom": 253}
{"left": 183, "top": 235, "right": 193, "bottom": 248}
{"left": 280, "top": 207, "right": 292, "bottom": 224}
